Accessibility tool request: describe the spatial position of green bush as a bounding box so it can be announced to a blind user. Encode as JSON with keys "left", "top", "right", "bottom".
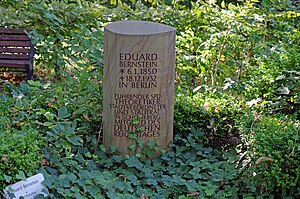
{"left": 271, "top": 70, "right": 300, "bottom": 118}
{"left": 174, "top": 91, "right": 242, "bottom": 148}
{"left": 0, "top": 0, "right": 104, "bottom": 77}
{"left": 0, "top": 67, "right": 102, "bottom": 192}
{"left": 237, "top": 111, "right": 300, "bottom": 197}
{"left": 0, "top": 83, "right": 44, "bottom": 190}
{"left": 0, "top": 131, "right": 43, "bottom": 188}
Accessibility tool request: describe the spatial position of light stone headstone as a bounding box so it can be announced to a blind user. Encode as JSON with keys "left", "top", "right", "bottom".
{"left": 103, "top": 20, "right": 175, "bottom": 156}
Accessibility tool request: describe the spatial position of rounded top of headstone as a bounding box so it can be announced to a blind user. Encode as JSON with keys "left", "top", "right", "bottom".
{"left": 105, "top": 20, "right": 175, "bottom": 36}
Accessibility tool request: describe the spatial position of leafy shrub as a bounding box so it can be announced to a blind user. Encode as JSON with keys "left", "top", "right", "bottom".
{"left": 0, "top": 83, "right": 44, "bottom": 190}
{"left": 0, "top": 0, "right": 104, "bottom": 77}
{"left": 271, "top": 70, "right": 300, "bottom": 118}
{"left": 237, "top": 110, "right": 300, "bottom": 197}
{"left": 174, "top": 91, "right": 242, "bottom": 148}
{"left": 0, "top": 66, "right": 102, "bottom": 192}
{"left": 0, "top": 131, "right": 43, "bottom": 186}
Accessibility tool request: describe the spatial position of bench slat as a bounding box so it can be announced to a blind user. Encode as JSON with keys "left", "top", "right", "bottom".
{"left": 0, "top": 54, "right": 29, "bottom": 60}
{"left": 0, "top": 35, "right": 30, "bottom": 41}
{"left": 0, "top": 28, "right": 29, "bottom": 34}
{"left": 0, "top": 60, "right": 28, "bottom": 68}
{"left": 0, "top": 41, "right": 30, "bottom": 47}
{"left": 0, "top": 47, "right": 30, "bottom": 53}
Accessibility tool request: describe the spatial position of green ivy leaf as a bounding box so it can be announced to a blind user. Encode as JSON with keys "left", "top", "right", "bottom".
{"left": 44, "top": 122, "right": 54, "bottom": 127}
{"left": 16, "top": 171, "right": 26, "bottom": 180}
{"left": 204, "top": 147, "right": 213, "bottom": 154}
{"left": 58, "top": 106, "right": 71, "bottom": 119}
{"left": 146, "top": 140, "right": 155, "bottom": 149}
{"left": 185, "top": 180, "right": 199, "bottom": 192}
{"left": 209, "top": 171, "right": 223, "bottom": 182}
{"left": 128, "top": 144, "right": 136, "bottom": 151}
{"left": 125, "top": 156, "right": 144, "bottom": 170}
{"left": 143, "top": 148, "right": 154, "bottom": 157}
{"left": 146, "top": 178, "right": 158, "bottom": 186}
{"left": 109, "top": 145, "right": 117, "bottom": 153}
{"left": 100, "top": 144, "right": 106, "bottom": 152}
{"left": 221, "top": 1, "right": 226, "bottom": 8}
{"left": 128, "top": 133, "right": 136, "bottom": 139}
{"left": 172, "top": 175, "right": 186, "bottom": 185}
{"left": 67, "top": 136, "right": 83, "bottom": 146}
{"left": 67, "top": 173, "right": 77, "bottom": 183}
{"left": 4, "top": 174, "right": 12, "bottom": 182}
{"left": 203, "top": 184, "right": 218, "bottom": 196}
{"left": 137, "top": 140, "right": 143, "bottom": 147}
{"left": 84, "top": 152, "right": 92, "bottom": 158}
{"left": 132, "top": 116, "right": 141, "bottom": 125}
{"left": 135, "top": 153, "right": 142, "bottom": 158}
{"left": 188, "top": 167, "right": 201, "bottom": 179}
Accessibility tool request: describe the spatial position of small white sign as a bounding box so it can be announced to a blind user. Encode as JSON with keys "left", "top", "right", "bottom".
{"left": 4, "top": 173, "right": 48, "bottom": 199}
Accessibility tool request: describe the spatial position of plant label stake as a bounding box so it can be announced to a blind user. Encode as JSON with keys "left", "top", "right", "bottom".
{"left": 4, "top": 173, "right": 48, "bottom": 199}
{"left": 103, "top": 20, "right": 175, "bottom": 157}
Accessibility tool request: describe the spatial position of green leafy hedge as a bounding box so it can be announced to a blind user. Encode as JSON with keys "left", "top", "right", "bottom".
{"left": 0, "top": 67, "right": 102, "bottom": 191}
{"left": 237, "top": 110, "right": 300, "bottom": 198}
{"left": 175, "top": 91, "right": 242, "bottom": 149}
{"left": 0, "top": 83, "right": 44, "bottom": 188}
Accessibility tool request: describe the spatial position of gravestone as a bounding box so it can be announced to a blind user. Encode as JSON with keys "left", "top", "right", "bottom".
{"left": 103, "top": 20, "right": 175, "bottom": 156}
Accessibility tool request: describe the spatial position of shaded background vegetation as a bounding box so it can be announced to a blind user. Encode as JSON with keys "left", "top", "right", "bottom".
{"left": 0, "top": 0, "right": 299, "bottom": 198}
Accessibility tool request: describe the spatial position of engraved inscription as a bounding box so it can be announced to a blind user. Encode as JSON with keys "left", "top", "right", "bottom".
{"left": 110, "top": 93, "right": 166, "bottom": 138}
{"left": 118, "top": 53, "right": 158, "bottom": 89}
{"left": 113, "top": 53, "right": 163, "bottom": 137}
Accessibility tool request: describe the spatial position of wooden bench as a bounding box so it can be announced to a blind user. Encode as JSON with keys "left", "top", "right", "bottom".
{"left": 0, "top": 28, "right": 34, "bottom": 80}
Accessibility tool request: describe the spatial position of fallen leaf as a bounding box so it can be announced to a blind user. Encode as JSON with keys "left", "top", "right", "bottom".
{"left": 13, "top": 121, "right": 26, "bottom": 126}
{"left": 186, "top": 192, "right": 199, "bottom": 197}
{"left": 83, "top": 113, "right": 89, "bottom": 121}
{"left": 214, "top": 107, "right": 220, "bottom": 113}
{"left": 41, "top": 158, "right": 47, "bottom": 167}
{"left": 255, "top": 157, "right": 273, "bottom": 165}
{"left": 2, "top": 154, "right": 8, "bottom": 162}
{"left": 203, "top": 101, "right": 210, "bottom": 111}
